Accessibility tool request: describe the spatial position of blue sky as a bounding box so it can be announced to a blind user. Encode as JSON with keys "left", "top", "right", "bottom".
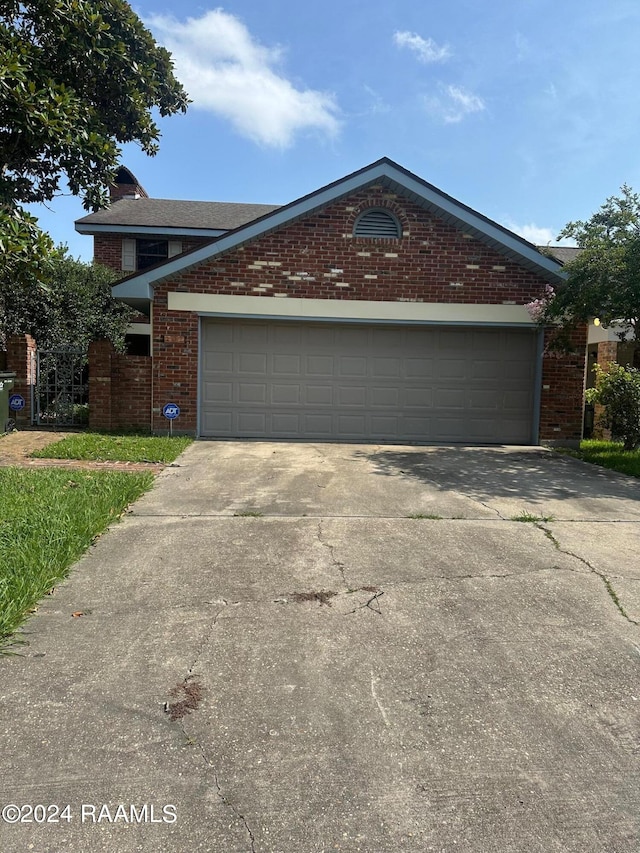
{"left": 33, "top": 0, "right": 640, "bottom": 260}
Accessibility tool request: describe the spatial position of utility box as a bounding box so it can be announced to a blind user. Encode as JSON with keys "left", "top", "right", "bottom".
{"left": 0, "top": 372, "right": 17, "bottom": 432}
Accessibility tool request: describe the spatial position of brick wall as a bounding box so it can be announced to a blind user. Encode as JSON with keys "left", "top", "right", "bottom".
{"left": 93, "top": 234, "right": 213, "bottom": 272}
{"left": 5, "top": 335, "right": 36, "bottom": 427}
{"left": 149, "top": 186, "right": 587, "bottom": 440}
{"left": 539, "top": 326, "right": 588, "bottom": 443}
{"left": 88, "top": 340, "right": 151, "bottom": 431}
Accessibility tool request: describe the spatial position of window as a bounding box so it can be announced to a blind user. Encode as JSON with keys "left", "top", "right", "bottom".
{"left": 137, "top": 239, "right": 168, "bottom": 270}
{"left": 121, "top": 238, "right": 183, "bottom": 271}
{"left": 353, "top": 208, "right": 402, "bottom": 239}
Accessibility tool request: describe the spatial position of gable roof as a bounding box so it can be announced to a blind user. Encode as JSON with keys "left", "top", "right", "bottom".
{"left": 76, "top": 198, "right": 280, "bottom": 236}
{"left": 113, "top": 157, "right": 566, "bottom": 303}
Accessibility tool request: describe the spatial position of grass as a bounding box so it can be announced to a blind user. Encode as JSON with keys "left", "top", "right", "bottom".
{"left": 406, "top": 513, "right": 442, "bottom": 519}
{"left": 30, "top": 432, "right": 192, "bottom": 464}
{"left": 567, "top": 439, "right": 640, "bottom": 478}
{"left": 0, "top": 468, "right": 154, "bottom": 649}
{"left": 511, "top": 512, "right": 554, "bottom": 523}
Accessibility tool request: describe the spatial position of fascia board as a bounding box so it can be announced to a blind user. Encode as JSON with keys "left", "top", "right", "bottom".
{"left": 112, "top": 277, "right": 153, "bottom": 300}
{"left": 75, "top": 223, "right": 226, "bottom": 238}
{"left": 382, "top": 171, "right": 566, "bottom": 280}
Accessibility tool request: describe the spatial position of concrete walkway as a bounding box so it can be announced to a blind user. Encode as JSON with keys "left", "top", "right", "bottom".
{"left": 0, "top": 442, "right": 639, "bottom": 852}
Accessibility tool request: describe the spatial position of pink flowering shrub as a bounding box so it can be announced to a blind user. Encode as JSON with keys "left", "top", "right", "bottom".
{"left": 526, "top": 284, "right": 555, "bottom": 322}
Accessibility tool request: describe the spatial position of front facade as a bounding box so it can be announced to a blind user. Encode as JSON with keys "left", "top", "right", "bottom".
{"left": 77, "top": 159, "right": 587, "bottom": 445}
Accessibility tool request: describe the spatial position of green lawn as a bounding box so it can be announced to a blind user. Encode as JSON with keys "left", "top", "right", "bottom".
{"left": 0, "top": 468, "right": 153, "bottom": 649}
{"left": 570, "top": 440, "right": 640, "bottom": 477}
{"left": 30, "top": 432, "right": 192, "bottom": 463}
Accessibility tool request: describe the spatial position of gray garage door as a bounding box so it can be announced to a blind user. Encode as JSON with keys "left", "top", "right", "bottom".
{"left": 200, "top": 319, "right": 538, "bottom": 443}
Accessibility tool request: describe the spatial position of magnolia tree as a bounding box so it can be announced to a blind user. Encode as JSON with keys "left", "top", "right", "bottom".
{"left": 0, "top": 252, "right": 133, "bottom": 351}
{"left": 528, "top": 186, "right": 640, "bottom": 446}
{"left": 529, "top": 185, "right": 640, "bottom": 340}
{"left": 0, "top": 0, "right": 188, "bottom": 288}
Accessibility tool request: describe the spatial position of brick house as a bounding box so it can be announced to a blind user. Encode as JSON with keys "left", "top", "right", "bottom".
{"left": 75, "top": 158, "right": 587, "bottom": 445}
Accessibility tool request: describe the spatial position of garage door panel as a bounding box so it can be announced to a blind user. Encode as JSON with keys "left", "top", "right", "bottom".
{"left": 438, "top": 360, "right": 466, "bottom": 379}
{"left": 204, "top": 382, "right": 233, "bottom": 402}
{"left": 271, "top": 384, "right": 300, "bottom": 404}
{"left": 238, "top": 353, "right": 267, "bottom": 374}
{"left": 237, "top": 412, "right": 267, "bottom": 433}
{"left": 435, "top": 389, "right": 466, "bottom": 409}
{"left": 238, "top": 383, "right": 267, "bottom": 403}
{"left": 405, "top": 388, "right": 433, "bottom": 408}
{"left": 338, "top": 386, "right": 366, "bottom": 406}
{"left": 273, "top": 354, "right": 301, "bottom": 375}
{"left": 472, "top": 360, "right": 501, "bottom": 380}
{"left": 372, "top": 357, "right": 401, "bottom": 377}
{"left": 202, "top": 411, "right": 233, "bottom": 433}
{"left": 203, "top": 351, "right": 233, "bottom": 372}
{"left": 304, "top": 414, "right": 333, "bottom": 435}
{"left": 307, "top": 327, "right": 335, "bottom": 347}
{"left": 201, "top": 320, "right": 537, "bottom": 443}
{"left": 503, "top": 390, "right": 533, "bottom": 411}
{"left": 339, "top": 357, "right": 367, "bottom": 377}
{"left": 505, "top": 360, "right": 534, "bottom": 381}
{"left": 306, "top": 385, "right": 333, "bottom": 405}
{"left": 371, "top": 387, "right": 400, "bottom": 407}
{"left": 271, "top": 413, "right": 300, "bottom": 433}
{"left": 338, "top": 414, "right": 367, "bottom": 434}
{"left": 406, "top": 358, "right": 433, "bottom": 377}
{"left": 371, "top": 416, "right": 400, "bottom": 436}
{"left": 469, "top": 390, "right": 501, "bottom": 409}
{"left": 306, "top": 355, "right": 333, "bottom": 376}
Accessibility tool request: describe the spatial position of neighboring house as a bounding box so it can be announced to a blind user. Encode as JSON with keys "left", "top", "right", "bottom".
{"left": 75, "top": 158, "right": 586, "bottom": 445}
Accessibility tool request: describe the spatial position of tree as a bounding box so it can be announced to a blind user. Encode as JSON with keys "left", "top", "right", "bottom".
{"left": 0, "top": 0, "right": 188, "bottom": 280}
{"left": 532, "top": 185, "right": 640, "bottom": 341}
{"left": 586, "top": 362, "right": 640, "bottom": 450}
{"left": 0, "top": 252, "right": 134, "bottom": 351}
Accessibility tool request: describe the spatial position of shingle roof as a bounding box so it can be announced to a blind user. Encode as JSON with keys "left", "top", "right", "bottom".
{"left": 539, "top": 246, "right": 582, "bottom": 264}
{"left": 76, "top": 198, "right": 280, "bottom": 231}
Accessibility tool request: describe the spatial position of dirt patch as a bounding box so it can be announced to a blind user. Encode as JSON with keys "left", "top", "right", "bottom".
{"left": 0, "top": 429, "right": 165, "bottom": 473}
{"left": 0, "top": 429, "right": 78, "bottom": 464}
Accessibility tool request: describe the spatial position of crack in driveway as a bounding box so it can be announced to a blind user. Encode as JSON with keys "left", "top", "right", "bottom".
{"left": 178, "top": 718, "right": 257, "bottom": 853}
{"left": 537, "top": 524, "right": 639, "bottom": 625}
{"left": 317, "top": 520, "right": 349, "bottom": 587}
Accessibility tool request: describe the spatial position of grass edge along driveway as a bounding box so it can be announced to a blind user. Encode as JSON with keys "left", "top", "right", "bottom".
{"left": 0, "top": 467, "right": 154, "bottom": 650}
{"left": 1, "top": 433, "right": 192, "bottom": 650}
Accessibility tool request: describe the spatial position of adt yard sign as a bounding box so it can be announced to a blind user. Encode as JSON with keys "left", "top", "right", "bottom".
{"left": 9, "top": 394, "right": 25, "bottom": 411}
{"left": 163, "top": 403, "right": 180, "bottom": 420}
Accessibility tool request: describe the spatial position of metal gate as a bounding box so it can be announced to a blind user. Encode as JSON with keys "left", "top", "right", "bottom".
{"left": 33, "top": 349, "right": 88, "bottom": 427}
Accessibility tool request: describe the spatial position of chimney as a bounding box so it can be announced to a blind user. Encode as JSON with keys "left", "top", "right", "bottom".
{"left": 110, "top": 166, "right": 149, "bottom": 201}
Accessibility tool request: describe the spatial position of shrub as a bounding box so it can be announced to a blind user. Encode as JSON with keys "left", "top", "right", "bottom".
{"left": 586, "top": 362, "right": 640, "bottom": 450}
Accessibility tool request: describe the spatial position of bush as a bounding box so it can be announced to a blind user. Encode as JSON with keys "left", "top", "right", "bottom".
{"left": 586, "top": 363, "right": 640, "bottom": 450}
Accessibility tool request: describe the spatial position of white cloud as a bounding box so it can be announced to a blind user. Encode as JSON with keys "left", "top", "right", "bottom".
{"left": 147, "top": 9, "right": 340, "bottom": 148}
{"left": 424, "top": 85, "right": 485, "bottom": 124}
{"left": 502, "top": 221, "right": 578, "bottom": 246}
{"left": 393, "top": 31, "right": 451, "bottom": 63}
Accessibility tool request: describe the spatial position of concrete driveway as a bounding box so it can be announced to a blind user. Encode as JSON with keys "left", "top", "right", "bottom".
{"left": 1, "top": 442, "right": 639, "bottom": 852}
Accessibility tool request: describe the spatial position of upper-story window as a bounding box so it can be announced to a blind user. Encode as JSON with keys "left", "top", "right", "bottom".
{"left": 137, "top": 239, "right": 168, "bottom": 270}
{"left": 353, "top": 208, "right": 402, "bottom": 239}
{"left": 121, "top": 238, "right": 182, "bottom": 272}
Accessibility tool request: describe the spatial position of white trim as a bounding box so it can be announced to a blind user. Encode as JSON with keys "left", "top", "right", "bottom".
{"left": 168, "top": 292, "right": 535, "bottom": 325}
{"left": 126, "top": 323, "right": 151, "bottom": 335}
{"left": 76, "top": 223, "right": 226, "bottom": 238}
{"left": 587, "top": 321, "right": 634, "bottom": 343}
